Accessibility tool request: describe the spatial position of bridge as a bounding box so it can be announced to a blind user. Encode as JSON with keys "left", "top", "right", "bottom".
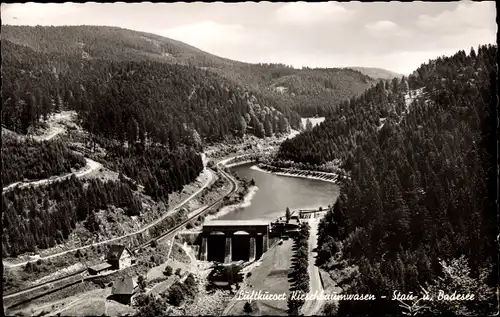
{"left": 298, "top": 207, "right": 326, "bottom": 218}
{"left": 200, "top": 220, "right": 270, "bottom": 263}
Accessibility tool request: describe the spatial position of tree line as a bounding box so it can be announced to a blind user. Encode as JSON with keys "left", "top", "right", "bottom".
{"left": 2, "top": 175, "right": 142, "bottom": 257}
{"left": 282, "top": 44, "right": 497, "bottom": 315}
{"left": 269, "top": 68, "right": 374, "bottom": 117}
{"left": 2, "top": 135, "right": 86, "bottom": 186}
{"left": 2, "top": 39, "right": 299, "bottom": 143}
{"left": 2, "top": 24, "right": 375, "bottom": 126}
{"left": 2, "top": 38, "right": 300, "bottom": 205}
{"left": 287, "top": 222, "right": 311, "bottom": 315}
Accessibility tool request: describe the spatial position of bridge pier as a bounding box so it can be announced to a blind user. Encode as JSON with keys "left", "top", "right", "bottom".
{"left": 224, "top": 236, "right": 232, "bottom": 263}
{"left": 200, "top": 237, "right": 208, "bottom": 261}
{"left": 202, "top": 220, "right": 270, "bottom": 263}
{"left": 263, "top": 233, "right": 269, "bottom": 253}
{"left": 249, "top": 236, "right": 256, "bottom": 261}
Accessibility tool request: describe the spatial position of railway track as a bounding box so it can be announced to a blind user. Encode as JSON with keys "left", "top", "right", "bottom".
{"left": 134, "top": 164, "right": 238, "bottom": 249}
{"left": 3, "top": 159, "right": 238, "bottom": 306}
{"left": 3, "top": 269, "right": 87, "bottom": 300}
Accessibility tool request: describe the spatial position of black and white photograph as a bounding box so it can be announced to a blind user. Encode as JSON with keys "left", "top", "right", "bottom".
{"left": 1, "top": 1, "right": 498, "bottom": 316}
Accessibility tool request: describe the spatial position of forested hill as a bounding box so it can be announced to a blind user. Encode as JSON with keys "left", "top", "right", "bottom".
{"left": 2, "top": 25, "right": 375, "bottom": 117}
{"left": 2, "top": 38, "right": 300, "bottom": 142}
{"left": 1, "top": 32, "right": 301, "bottom": 236}
{"left": 264, "top": 66, "right": 373, "bottom": 117}
{"left": 1, "top": 24, "right": 240, "bottom": 68}
{"left": 279, "top": 45, "right": 498, "bottom": 315}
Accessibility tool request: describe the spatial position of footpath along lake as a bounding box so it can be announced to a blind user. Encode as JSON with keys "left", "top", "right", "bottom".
{"left": 217, "top": 162, "right": 340, "bottom": 221}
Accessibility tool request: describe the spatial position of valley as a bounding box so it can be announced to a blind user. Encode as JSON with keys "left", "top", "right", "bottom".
{"left": 3, "top": 120, "right": 336, "bottom": 316}
{"left": 1, "top": 87, "right": 334, "bottom": 312}
{"left": 1, "top": 6, "right": 497, "bottom": 316}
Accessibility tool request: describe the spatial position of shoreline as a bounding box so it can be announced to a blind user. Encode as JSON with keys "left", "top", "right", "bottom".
{"left": 204, "top": 185, "right": 260, "bottom": 223}
{"left": 224, "top": 159, "right": 256, "bottom": 168}
{"left": 250, "top": 164, "right": 341, "bottom": 184}
{"left": 258, "top": 162, "right": 340, "bottom": 177}
{"left": 219, "top": 155, "right": 344, "bottom": 185}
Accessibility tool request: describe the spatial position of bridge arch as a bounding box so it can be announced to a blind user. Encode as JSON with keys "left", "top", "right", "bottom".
{"left": 233, "top": 230, "right": 250, "bottom": 235}
{"left": 201, "top": 220, "right": 270, "bottom": 263}
{"left": 209, "top": 231, "right": 225, "bottom": 235}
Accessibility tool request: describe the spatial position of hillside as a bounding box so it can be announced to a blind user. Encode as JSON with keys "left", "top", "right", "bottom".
{"left": 1, "top": 24, "right": 238, "bottom": 68}
{"left": 1, "top": 38, "right": 300, "bottom": 139}
{"left": 346, "top": 66, "right": 403, "bottom": 80}
{"left": 1, "top": 29, "right": 301, "bottom": 258}
{"left": 267, "top": 67, "right": 373, "bottom": 117}
{"left": 278, "top": 44, "right": 498, "bottom": 315}
{"left": 2, "top": 35, "right": 301, "bottom": 198}
{"left": 1, "top": 25, "right": 374, "bottom": 117}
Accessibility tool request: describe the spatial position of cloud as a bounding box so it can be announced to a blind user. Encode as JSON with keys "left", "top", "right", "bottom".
{"left": 416, "top": 1, "right": 496, "bottom": 33}
{"left": 275, "top": 1, "right": 352, "bottom": 24}
{"left": 365, "top": 20, "right": 398, "bottom": 32}
{"left": 1, "top": 3, "right": 80, "bottom": 25}
{"left": 364, "top": 20, "right": 411, "bottom": 39}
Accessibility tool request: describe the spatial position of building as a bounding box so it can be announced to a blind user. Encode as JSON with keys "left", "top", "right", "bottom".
{"left": 88, "top": 262, "right": 113, "bottom": 275}
{"left": 106, "top": 244, "right": 135, "bottom": 270}
{"left": 269, "top": 219, "right": 300, "bottom": 239}
{"left": 111, "top": 276, "right": 137, "bottom": 305}
{"left": 289, "top": 217, "right": 300, "bottom": 226}
{"left": 200, "top": 220, "right": 270, "bottom": 263}
{"left": 87, "top": 244, "right": 136, "bottom": 275}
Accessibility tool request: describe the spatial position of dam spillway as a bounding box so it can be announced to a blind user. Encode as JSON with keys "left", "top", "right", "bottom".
{"left": 200, "top": 220, "right": 270, "bottom": 263}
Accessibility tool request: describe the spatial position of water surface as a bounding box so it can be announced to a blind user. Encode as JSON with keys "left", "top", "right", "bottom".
{"left": 218, "top": 163, "right": 340, "bottom": 221}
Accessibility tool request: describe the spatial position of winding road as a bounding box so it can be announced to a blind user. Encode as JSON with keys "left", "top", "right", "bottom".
{"left": 3, "top": 159, "right": 237, "bottom": 306}
{"left": 2, "top": 114, "right": 103, "bottom": 194}
{"left": 2, "top": 122, "right": 218, "bottom": 268}
{"left": 2, "top": 157, "right": 103, "bottom": 193}
{"left": 2, "top": 168, "right": 214, "bottom": 269}
{"left": 2, "top": 152, "right": 241, "bottom": 269}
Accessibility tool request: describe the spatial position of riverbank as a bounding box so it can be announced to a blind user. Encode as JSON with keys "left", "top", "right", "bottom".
{"left": 213, "top": 138, "right": 348, "bottom": 186}
{"left": 251, "top": 164, "right": 342, "bottom": 184}
{"left": 224, "top": 159, "right": 255, "bottom": 168}
{"left": 203, "top": 185, "right": 259, "bottom": 223}
{"left": 177, "top": 155, "right": 258, "bottom": 234}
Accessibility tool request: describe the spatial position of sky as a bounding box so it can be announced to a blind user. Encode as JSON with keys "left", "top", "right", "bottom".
{"left": 1, "top": 1, "right": 497, "bottom": 75}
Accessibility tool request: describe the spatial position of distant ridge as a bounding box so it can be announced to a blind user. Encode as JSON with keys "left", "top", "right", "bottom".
{"left": 345, "top": 66, "right": 404, "bottom": 80}
{"left": 2, "top": 24, "right": 376, "bottom": 116}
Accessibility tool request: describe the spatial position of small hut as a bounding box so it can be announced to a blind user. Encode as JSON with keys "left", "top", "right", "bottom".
{"left": 111, "top": 277, "right": 136, "bottom": 305}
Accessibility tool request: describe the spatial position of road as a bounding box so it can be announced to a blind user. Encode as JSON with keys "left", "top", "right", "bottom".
{"left": 3, "top": 160, "right": 237, "bottom": 307}
{"left": 2, "top": 112, "right": 103, "bottom": 194}
{"left": 135, "top": 161, "right": 238, "bottom": 248}
{"left": 300, "top": 216, "right": 325, "bottom": 316}
{"left": 33, "top": 126, "right": 65, "bottom": 142}
{"left": 3, "top": 167, "right": 214, "bottom": 268}
{"left": 2, "top": 157, "right": 103, "bottom": 193}
{"left": 2, "top": 116, "right": 221, "bottom": 268}
{"left": 2, "top": 151, "right": 238, "bottom": 268}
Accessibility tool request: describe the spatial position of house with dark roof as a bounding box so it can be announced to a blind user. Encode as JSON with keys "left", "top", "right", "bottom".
{"left": 106, "top": 244, "right": 135, "bottom": 270}
{"left": 88, "top": 262, "right": 113, "bottom": 275}
{"left": 111, "top": 276, "right": 137, "bottom": 305}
